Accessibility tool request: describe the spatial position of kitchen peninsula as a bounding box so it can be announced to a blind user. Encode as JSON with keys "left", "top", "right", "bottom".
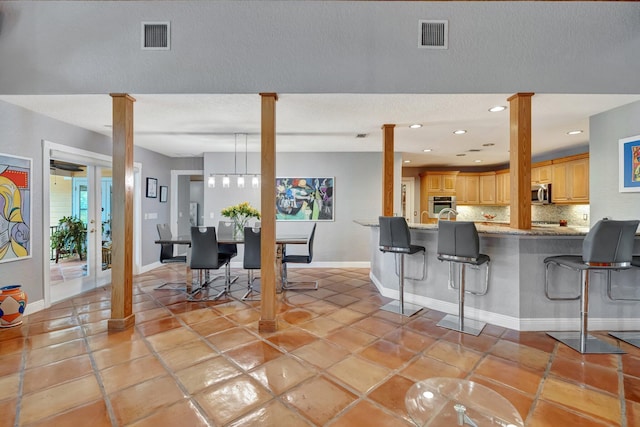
{"left": 357, "top": 220, "right": 640, "bottom": 332}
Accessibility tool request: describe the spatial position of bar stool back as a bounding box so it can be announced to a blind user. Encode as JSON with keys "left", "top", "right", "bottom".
{"left": 544, "top": 219, "right": 639, "bottom": 353}
{"left": 436, "top": 221, "right": 490, "bottom": 336}
{"left": 378, "top": 216, "right": 425, "bottom": 316}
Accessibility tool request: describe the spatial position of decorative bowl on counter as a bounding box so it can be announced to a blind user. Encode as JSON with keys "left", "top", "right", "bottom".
{"left": 482, "top": 213, "right": 496, "bottom": 221}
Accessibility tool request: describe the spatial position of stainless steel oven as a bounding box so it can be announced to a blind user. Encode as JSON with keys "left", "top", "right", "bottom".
{"left": 427, "top": 196, "right": 457, "bottom": 218}
{"left": 531, "top": 183, "right": 552, "bottom": 204}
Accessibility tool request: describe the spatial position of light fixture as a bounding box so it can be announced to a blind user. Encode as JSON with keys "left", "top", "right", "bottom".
{"left": 423, "top": 148, "right": 432, "bottom": 152}
{"left": 488, "top": 105, "right": 507, "bottom": 112}
{"left": 474, "top": 159, "right": 483, "bottom": 163}
{"left": 208, "top": 133, "right": 261, "bottom": 190}
{"left": 409, "top": 124, "right": 422, "bottom": 129}
{"left": 567, "top": 130, "right": 583, "bottom": 135}
{"left": 453, "top": 129, "right": 467, "bottom": 135}
{"left": 404, "top": 160, "right": 411, "bottom": 163}
{"left": 482, "top": 143, "right": 495, "bottom": 147}
{"left": 456, "top": 153, "right": 466, "bottom": 156}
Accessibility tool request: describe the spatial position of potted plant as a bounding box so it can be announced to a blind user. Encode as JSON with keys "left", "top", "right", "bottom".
{"left": 221, "top": 202, "right": 261, "bottom": 239}
{"left": 51, "top": 216, "right": 87, "bottom": 262}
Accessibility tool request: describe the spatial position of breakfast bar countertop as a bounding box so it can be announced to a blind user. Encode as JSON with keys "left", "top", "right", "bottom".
{"left": 354, "top": 219, "right": 590, "bottom": 236}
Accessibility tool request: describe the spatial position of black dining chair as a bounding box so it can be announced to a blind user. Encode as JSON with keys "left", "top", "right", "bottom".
{"left": 217, "top": 220, "right": 239, "bottom": 284}
{"left": 242, "top": 226, "right": 261, "bottom": 300}
{"left": 282, "top": 223, "right": 318, "bottom": 290}
{"left": 189, "top": 226, "right": 234, "bottom": 301}
{"left": 155, "top": 223, "right": 187, "bottom": 290}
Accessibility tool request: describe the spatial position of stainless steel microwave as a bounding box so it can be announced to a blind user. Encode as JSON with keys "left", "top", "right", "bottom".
{"left": 531, "top": 183, "right": 552, "bottom": 204}
{"left": 427, "top": 196, "right": 457, "bottom": 218}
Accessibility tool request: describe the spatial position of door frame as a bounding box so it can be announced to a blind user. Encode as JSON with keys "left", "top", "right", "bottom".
{"left": 402, "top": 177, "right": 416, "bottom": 223}
{"left": 42, "top": 140, "right": 142, "bottom": 307}
{"left": 170, "top": 169, "right": 203, "bottom": 239}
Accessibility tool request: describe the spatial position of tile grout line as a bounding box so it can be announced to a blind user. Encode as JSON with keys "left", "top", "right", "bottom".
{"left": 12, "top": 321, "right": 29, "bottom": 427}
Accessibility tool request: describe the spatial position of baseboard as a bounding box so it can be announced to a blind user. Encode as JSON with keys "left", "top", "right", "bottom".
{"left": 284, "top": 261, "right": 371, "bottom": 269}
{"left": 519, "top": 317, "right": 640, "bottom": 332}
{"left": 140, "top": 261, "right": 163, "bottom": 273}
{"left": 25, "top": 299, "right": 45, "bottom": 315}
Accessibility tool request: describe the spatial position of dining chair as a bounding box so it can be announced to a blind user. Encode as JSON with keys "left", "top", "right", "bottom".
{"left": 242, "top": 226, "right": 261, "bottom": 300}
{"left": 155, "top": 223, "right": 187, "bottom": 290}
{"left": 189, "top": 226, "right": 234, "bottom": 301}
{"left": 216, "top": 220, "right": 239, "bottom": 284}
{"left": 282, "top": 223, "right": 318, "bottom": 290}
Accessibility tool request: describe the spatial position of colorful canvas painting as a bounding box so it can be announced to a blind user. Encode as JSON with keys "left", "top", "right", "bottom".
{"left": 0, "top": 154, "right": 31, "bottom": 263}
{"left": 619, "top": 135, "right": 640, "bottom": 192}
{"left": 276, "top": 177, "right": 334, "bottom": 221}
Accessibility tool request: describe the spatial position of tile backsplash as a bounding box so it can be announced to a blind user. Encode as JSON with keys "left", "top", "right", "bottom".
{"left": 457, "top": 204, "right": 590, "bottom": 226}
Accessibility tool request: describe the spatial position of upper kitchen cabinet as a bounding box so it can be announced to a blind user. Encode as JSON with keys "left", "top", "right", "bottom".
{"left": 479, "top": 172, "right": 496, "bottom": 205}
{"left": 422, "top": 171, "right": 458, "bottom": 194}
{"left": 495, "top": 170, "right": 510, "bottom": 205}
{"left": 455, "top": 173, "right": 480, "bottom": 205}
{"left": 551, "top": 154, "right": 589, "bottom": 203}
{"left": 531, "top": 163, "right": 552, "bottom": 184}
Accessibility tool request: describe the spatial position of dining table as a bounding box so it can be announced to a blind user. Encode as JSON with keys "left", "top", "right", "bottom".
{"left": 154, "top": 233, "right": 308, "bottom": 293}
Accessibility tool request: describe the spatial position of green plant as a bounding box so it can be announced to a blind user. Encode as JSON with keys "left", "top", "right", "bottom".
{"left": 51, "top": 216, "right": 87, "bottom": 261}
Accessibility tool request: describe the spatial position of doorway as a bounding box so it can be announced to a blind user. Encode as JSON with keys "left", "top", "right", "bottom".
{"left": 401, "top": 177, "right": 416, "bottom": 224}
{"left": 43, "top": 141, "right": 142, "bottom": 305}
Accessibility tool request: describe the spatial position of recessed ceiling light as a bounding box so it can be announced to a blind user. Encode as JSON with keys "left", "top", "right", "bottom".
{"left": 409, "top": 124, "right": 422, "bottom": 129}
{"left": 474, "top": 159, "right": 483, "bottom": 163}
{"left": 453, "top": 129, "right": 467, "bottom": 135}
{"left": 482, "top": 143, "right": 495, "bottom": 147}
{"left": 403, "top": 160, "right": 411, "bottom": 163}
{"left": 468, "top": 149, "right": 481, "bottom": 152}
{"left": 488, "top": 105, "right": 507, "bottom": 113}
{"left": 456, "top": 153, "right": 466, "bottom": 157}
{"left": 423, "top": 148, "right": 432, "bottom": 152}
{"left": 567, "top": 130, "right": 583, "bottom": 135}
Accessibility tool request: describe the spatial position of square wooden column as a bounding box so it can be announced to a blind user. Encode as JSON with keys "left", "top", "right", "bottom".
{"left": 109, "top": 93, "right": 136, "bottom": 331}
{"left": 259, "top": 93, "right": 278, "bottom": 333}
{"left": 508, "top": 93, "right": 534, "bottom": 230}
{"left": 382, "top": 124, "right": 395, "bottom": 217}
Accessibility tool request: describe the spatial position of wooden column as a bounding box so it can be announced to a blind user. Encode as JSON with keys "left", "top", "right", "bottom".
{"left": 508, "top": 93, "right": 534, "bottom": 230}
{"left": 259, "top": 93, "right": 278, "bottom": 333}
{"left": 108, "top": 94, "right": 136, "bottom": 331}
{"left": 382, "top": 124, "right": 395, "bottom": 217}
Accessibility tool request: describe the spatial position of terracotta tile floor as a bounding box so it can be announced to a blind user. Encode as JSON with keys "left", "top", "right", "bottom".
{"left": 2, "top": 264, "right": 640, "bottom": 426}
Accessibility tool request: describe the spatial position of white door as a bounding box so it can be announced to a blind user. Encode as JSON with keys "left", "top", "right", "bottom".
{"left": 401, "top": 177, "right": 415, "bottom": 223}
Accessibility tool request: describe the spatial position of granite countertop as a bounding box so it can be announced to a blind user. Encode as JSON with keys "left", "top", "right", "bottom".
{"left": 354, "top": 219, "right": 590, "bottom": 236}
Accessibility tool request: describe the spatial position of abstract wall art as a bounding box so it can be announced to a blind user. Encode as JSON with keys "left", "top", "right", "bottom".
{"left": 276, "top": 177, "right": 334, "bottom": 221}
{"left": 619, "top": 134, "right": 640, "bottom": 192}
{"left": 0, "top": 153, "right": 31, "bottom": 263}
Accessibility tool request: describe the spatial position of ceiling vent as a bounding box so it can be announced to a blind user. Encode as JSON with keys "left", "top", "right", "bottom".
{"left": 419, "top": 20, "right": 448, "bottom": 49}
{"left": 356, "top": 133, "right": 368, "bottom": 139}
{"left": 142, "top": 22, "right": 170, "bottom": 50}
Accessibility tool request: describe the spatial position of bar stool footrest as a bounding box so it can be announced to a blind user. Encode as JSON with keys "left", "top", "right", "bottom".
{"left": 608, "top": 331, "right": 640, "bottom": 349}
{"left": 547, "top": 332, "right": 624, "bottom": 354}
{"left": 154, "top": 282, "right": 186, "bottom": 291}
{"left": 437, "top": 314, "right": 485, "bottom": 336}
{"left": 380, "top": 300, "right": 423, "bottom": 317}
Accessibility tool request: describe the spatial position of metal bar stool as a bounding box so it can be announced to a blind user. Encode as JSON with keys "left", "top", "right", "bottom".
{"left": 378, "top": 216, "right": 426, "bottom": 316}
{"left": 436, "top": 221, "right": 490, "bottom": 336}
{"left": 544, "top": 219, "right": 639, "bottom": 354}
{"left": 609, "top": 255, "right": 640, "bottom": 348}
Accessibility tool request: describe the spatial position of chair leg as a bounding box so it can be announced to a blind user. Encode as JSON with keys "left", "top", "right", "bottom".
{"left": 242, "top": 270, "right": 261, "bottom": 301}
{"left": 547, "top": 270, "right": 624, "bottom": 354}
{"left": 437, "top": 262, "right": 486, "bottom": 336}
{"left": 281, "top": 262, "right": 319, "bottom": 291}
{"left": 380, "top": 253, "right": 422, "bottom": 317}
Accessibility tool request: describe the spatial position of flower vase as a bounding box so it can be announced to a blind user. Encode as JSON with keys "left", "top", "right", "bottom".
{"left": 233, "top": 218, "right": 248, "bottom": 240}
{"left": 0, "top": 284, "right": 28, "bottom": 328}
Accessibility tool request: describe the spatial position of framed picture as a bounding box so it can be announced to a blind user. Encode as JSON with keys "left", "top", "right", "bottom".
{"left": 276, "top": 177, "right": 334, "bottom": 221}
{"left": 619, "top": 134, "right": 640, "bottom": 192}
{"left": 146, "top": 177, "right": 158, "bottom": 198}
{"left": 0, "top": 153, "right": 32, "bottom": 263}
{"left": 159, "top": 186, "right": 168, "bottom": 202}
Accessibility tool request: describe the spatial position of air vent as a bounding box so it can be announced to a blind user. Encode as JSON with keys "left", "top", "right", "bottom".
{"left": 142, "top": 22, "right": 170, "bottom": 50}
{"left": 419, "top": 20, "right": 448, "bottom": 49}
{"left": 356, "top": 133, "right": 368, "bottom": 139}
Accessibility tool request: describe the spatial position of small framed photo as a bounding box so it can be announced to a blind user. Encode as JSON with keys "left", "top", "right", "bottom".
{"left": 146, "top": 177, "right": 158, "bottom": 198}
{"left": 159, "top": 185, "right": 168, "bottom": 202}
{"left": 619, "top": 134, "right": 640, "bottom": 192}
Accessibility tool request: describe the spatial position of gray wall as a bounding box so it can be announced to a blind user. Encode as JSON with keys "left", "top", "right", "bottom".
{"left": 0, "top": 2, "right": 638, "bottom": 95}
{"left": 203, "top": 151, "right": 390, "bottom": 263}
{"left": 590, "top": 100, "right": 640, "bottom": 224}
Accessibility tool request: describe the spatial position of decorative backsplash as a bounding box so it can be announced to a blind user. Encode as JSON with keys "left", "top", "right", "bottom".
{"left": 457, "top": 204, "right": 590, "bottom": 226}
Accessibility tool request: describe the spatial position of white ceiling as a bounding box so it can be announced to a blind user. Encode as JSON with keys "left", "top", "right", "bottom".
{"left": 2, "top": 93, "right": 639, "bottom": 168}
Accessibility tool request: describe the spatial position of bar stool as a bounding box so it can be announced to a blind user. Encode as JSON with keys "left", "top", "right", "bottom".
{"left": 544, "top": 219, "right": 639, "bottom": 354}
{"left": 378, "top": 216, "right": 426, "bottom": 316}
{"left": 436, "top": 221, "right": 490, "bottom": 336}
{"left": 609, "top": 255, "right": 640, "bottom": 348}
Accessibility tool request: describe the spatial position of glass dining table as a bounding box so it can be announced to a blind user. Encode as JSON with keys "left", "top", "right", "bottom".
{"left": 154, "top": 233, "right": 308, "bottom": 293}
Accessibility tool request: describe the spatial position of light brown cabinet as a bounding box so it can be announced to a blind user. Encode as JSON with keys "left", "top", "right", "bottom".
{"left": 479, "top": 173, "right": 496, "bottom": 205}
{"left": 423, "top": 172, "right": 458, "bottom": 194}
{"left": 551, "top": 156, "right": 589, "bottom": 203}
{"left": 495, "top": 170, "right": 510, "bottom": 205}
{"left": 455, "top": 174, "right": 480, "bottom": 205}
{"left": 531, "top": 164, "right": 552, "bottom": 184}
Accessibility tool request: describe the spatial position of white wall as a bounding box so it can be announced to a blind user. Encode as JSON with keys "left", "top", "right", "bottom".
{"left": 590, "top": 100, "right": 640, "bottom": 224}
